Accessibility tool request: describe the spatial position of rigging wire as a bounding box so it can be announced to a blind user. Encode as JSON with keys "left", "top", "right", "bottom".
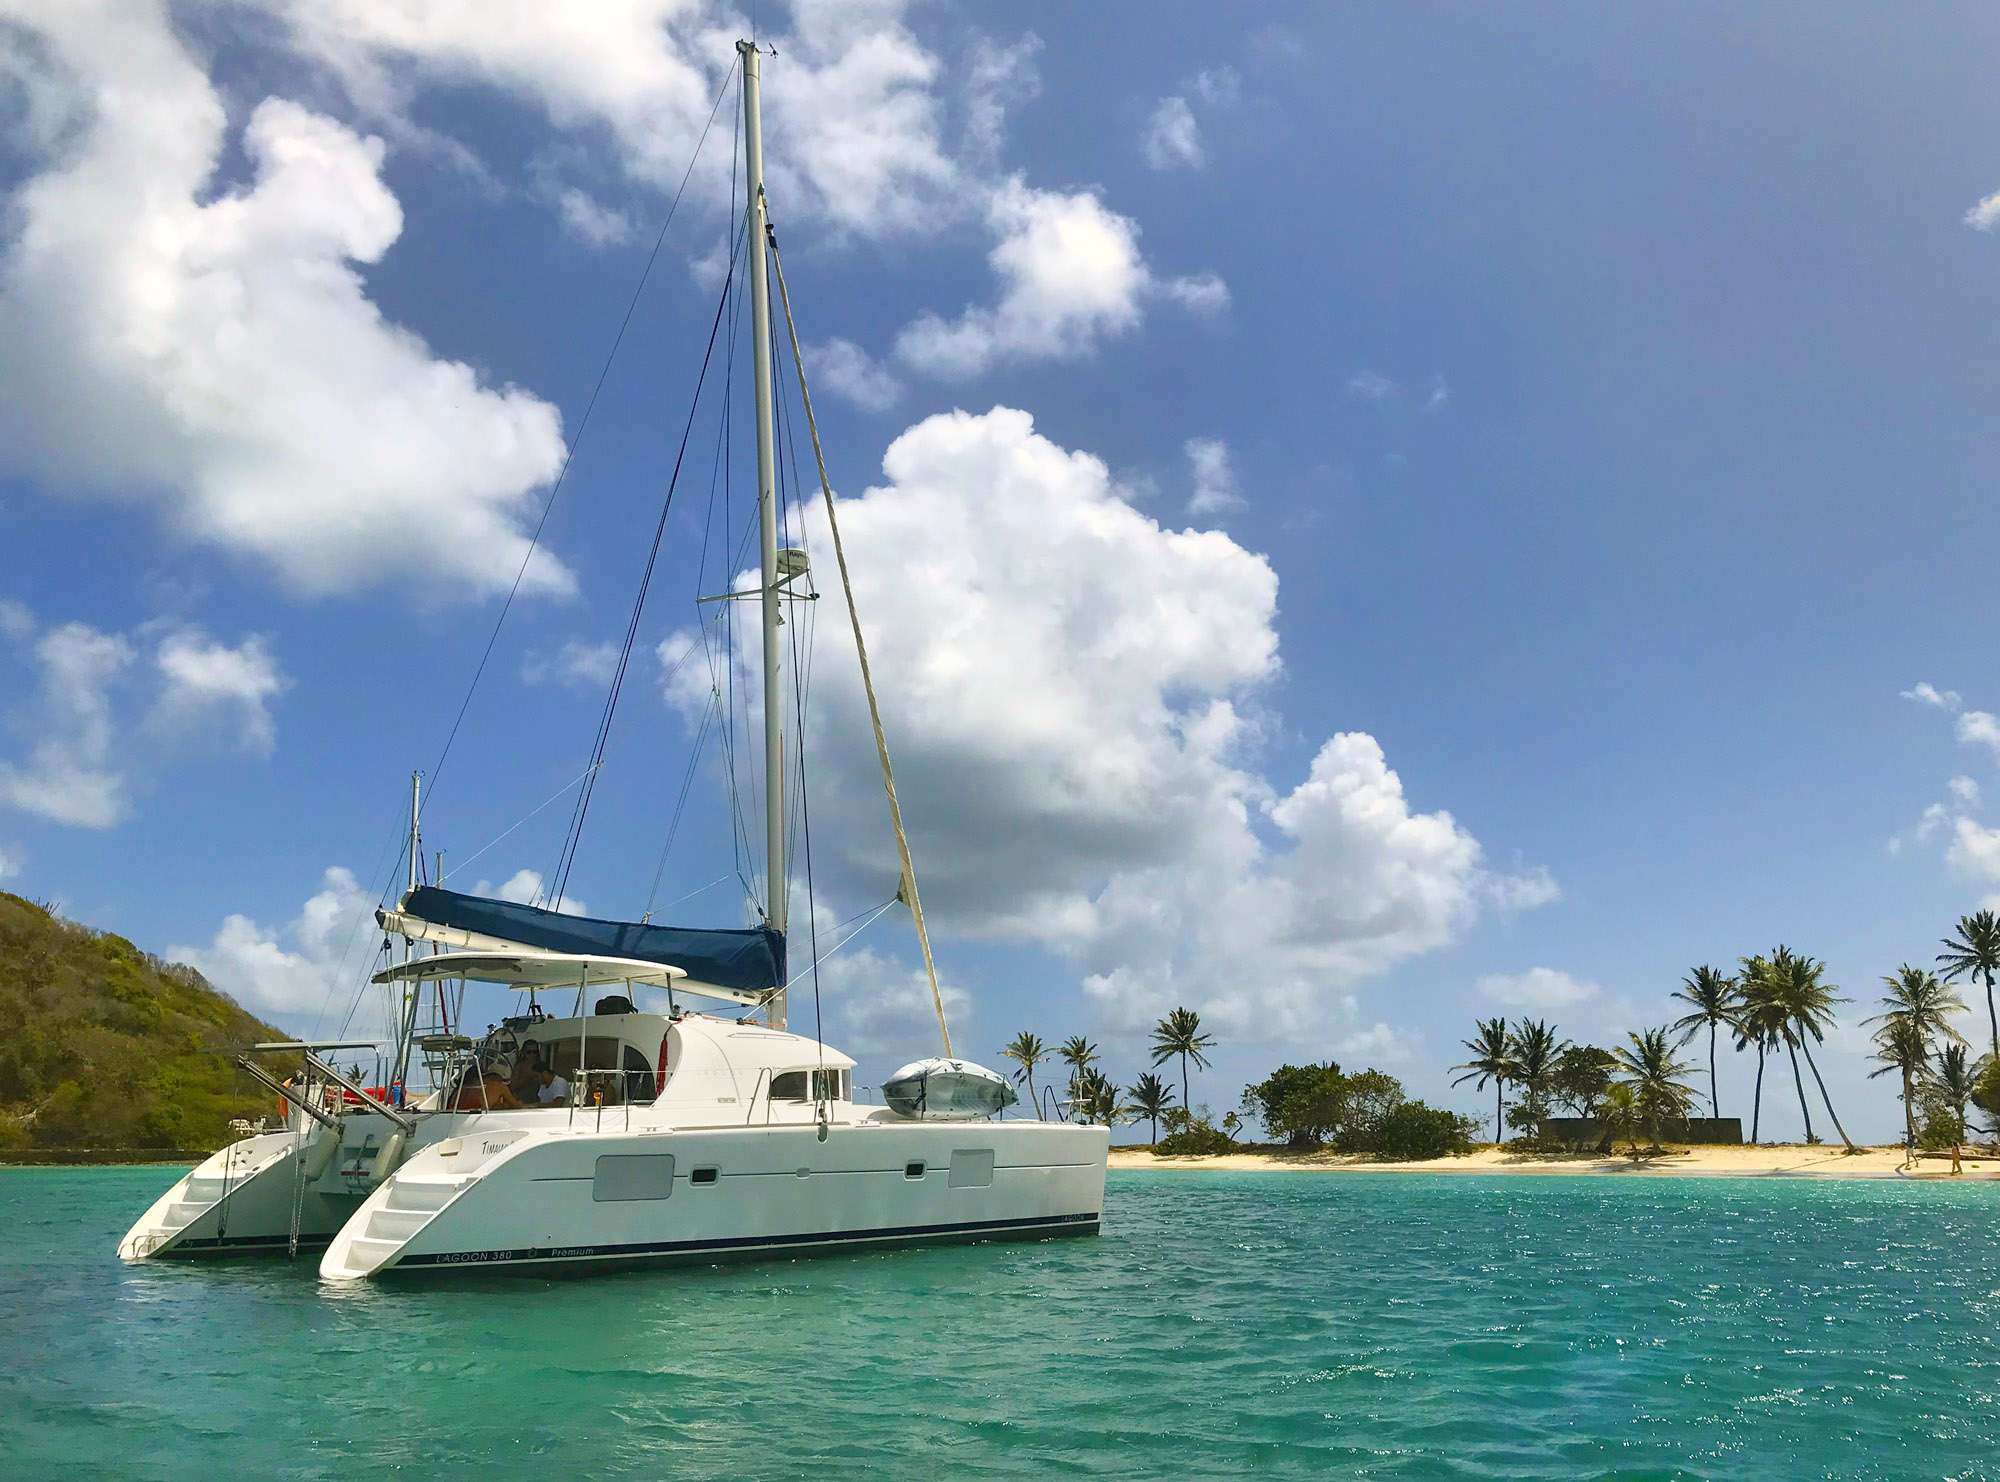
{"left": 546, "top": 219, "right": 744, "bottom": 910}
{"left": 321, "top": 67, "right": 734, "bottom": 1039}
{"left": 642, "top": 689, "right": 718, "bottom": 918}
{"left": 418, "top": 66, "right": 737, "bottom": 821}
{"left": 437, "top": 759, "right": 601, "bottom": 886}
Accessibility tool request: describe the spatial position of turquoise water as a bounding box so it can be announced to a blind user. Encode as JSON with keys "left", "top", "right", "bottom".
{"left": 2, "top": 1168, "right": 1996, "bottom": 1479}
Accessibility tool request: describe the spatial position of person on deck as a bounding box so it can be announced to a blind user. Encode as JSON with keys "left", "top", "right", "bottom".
{"left": 537, "top": 1066, "right": 571, "bottom": 1106}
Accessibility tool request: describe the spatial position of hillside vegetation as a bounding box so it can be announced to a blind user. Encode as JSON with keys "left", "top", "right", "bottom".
{"left": 0, "top": 892, "right": 289, "bottom": 1155}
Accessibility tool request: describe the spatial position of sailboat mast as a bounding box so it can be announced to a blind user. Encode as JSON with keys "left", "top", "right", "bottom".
{"left": 739, "top": 39, "right": 787, "bottom": 1029}
{"left": 392, "top": 769, "right": 421, "bottom": 1089}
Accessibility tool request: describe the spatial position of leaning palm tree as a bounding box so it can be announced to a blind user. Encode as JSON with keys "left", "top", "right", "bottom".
{"left": 1057, "top": 1036, "right": 1099, "bottom": 1114}
{"left": 1937, "top": 910, "right": 2000, "bottom": 1062}
{"left": 1149, "top": 1007, "right": 1215, "bottom": 1117}
{"left": 1767, "top": 946, "right": 1854, "bottom": 1151}
{"left": 1000, "top": 1032, "right": 1048, "bottom": 1116}
{"left": 1733, "top": 954, "right": 1789, "bottom": 1143}
{"left": 1670, "top": 965, "right": 1738, "bottom": 1118}
{"left": 1126, "top": 1072, "right": 1174, "bottom": 1144}
{"left": 1933, "top": 1043, "right": 1978, "bottom": 1143}
{"left": 1451, "top": 1017, "right": 1517, "bottom": 1144}
{"left": 1507, "top": 1019, "right": 1568, "bottom": 1138}
{"left": 1868, "top": 1016, "right": 1929, "bottom": 1154}
{"left": 1611, "top": 1026, "right": 1700, "bottom": 1151}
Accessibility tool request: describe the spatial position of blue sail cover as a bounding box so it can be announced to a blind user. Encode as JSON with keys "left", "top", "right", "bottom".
{"left": 400, "top": 886, "right": 784, "bottom": 994}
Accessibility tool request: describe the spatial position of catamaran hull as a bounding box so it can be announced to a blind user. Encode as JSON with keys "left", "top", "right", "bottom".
{"left": 322, "top": 1120, "right": 1106, "bottom": 1280}
{"left": 118, "top": 1112, "right": 413, "bottom": 1261}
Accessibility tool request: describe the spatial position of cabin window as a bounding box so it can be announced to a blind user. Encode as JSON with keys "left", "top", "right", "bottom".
{"left": 691, "top": 1166, "right": 719, "bottom": 1186}
{"left": 593, "top": 1154, "right": 674, "bottom": 1202}
{"left": 905, "top": 1161, "right": 926, "bottom": 1180}
{"left": 811, "top": 1069, "right": 846, "bottom": 1101}
{"left": 948, "top": 1148, "right": 995, "bottom": 1188}
{"left": 621, "top": 1045, "right": 657, "bottom": 1105}
{"left": 771, "top": 1071, "right": 811, "bottom": 1100}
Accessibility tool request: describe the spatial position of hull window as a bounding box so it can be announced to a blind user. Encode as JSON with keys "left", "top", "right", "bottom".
{"left": 904, "top": 1161, "right": 926, "bottom": 1180}
{"left": 593, "top": 1154, "right": 675, "bottom": 1202}
{"left": 691, "top": 1166, "right": 719, "bottom": 1185}
{"left": 948, "top": 1149, "right": 995, "bottom": 1188}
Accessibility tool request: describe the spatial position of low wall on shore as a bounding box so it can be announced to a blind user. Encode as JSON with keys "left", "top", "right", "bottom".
{"left": 1543, "top": 1116, "right": 1743, "bottom": 1147}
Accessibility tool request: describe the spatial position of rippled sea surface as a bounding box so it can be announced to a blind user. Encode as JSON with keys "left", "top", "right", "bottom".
{"left": 4, "top": 1167, "right": 1998, "bottom": 1479}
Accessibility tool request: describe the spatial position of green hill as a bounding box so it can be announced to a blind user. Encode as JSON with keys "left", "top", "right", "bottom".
{"left": 0, "top": 891, "right": 292, "bottom": 1158}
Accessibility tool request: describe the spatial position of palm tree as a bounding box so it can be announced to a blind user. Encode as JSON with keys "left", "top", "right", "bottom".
{"left": 1057, "top": 1036, "right": 1098, "bottom": 1116}
{"left": 1507, "top": 1019, "right": 1567, "bottom": 1138}
{"left": 1148, "top": 1007, "right": 1215, "bottom": 1117}
{"left": 1598, "top": 1082, "right": 1641, "bottom": 1159}
{"left": 1451, "top": 1017, "right": 1517, "bottom": 1144}
{"left": 1868, "top": 1016, "right": 1928, "bottom": 1153}
{"left": 1000, "top": 1032, "right": 1047, "bottom": 1116}
{"left": 1767, "top": 946, "right": 1854, "bottom": 1151}
{"left": 1933, "top": 1043, "right": 1978, "bottom": 1143}
{"left": 1867, "top": 965, "right": 1967, "bottom": 1051}
{"left": 1126, "top": 1072, "right": 1173, "bottom": 1143}
{"left": 1669, "top": 965, "right": 1738, "bottom": 1118}
{"left": 1937, "top": 911, "right": 2000, "bottom": 1062}
{"left": 1611, "top": 1026, "right": 1701, "bottom": 1151}
{"left": 1733, "top": 954, "right": 1788, "bottom": 1143}
{"left": 1075, "top": 1067, "right": 1125, "bottom": 1128}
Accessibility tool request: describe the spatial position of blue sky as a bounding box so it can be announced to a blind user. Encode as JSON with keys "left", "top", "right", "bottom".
{"left": 3, "top": 2, "right": 1999, "bottom": 1141}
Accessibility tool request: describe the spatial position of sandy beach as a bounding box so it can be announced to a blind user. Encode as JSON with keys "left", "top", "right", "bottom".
{"left": 1109, "top": 1144, "right": 2000, "bottom": 1180}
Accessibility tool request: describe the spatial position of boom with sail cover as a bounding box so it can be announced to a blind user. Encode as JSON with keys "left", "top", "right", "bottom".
{"left": 379, "top": 886, "right": 783, "bottom": 1001}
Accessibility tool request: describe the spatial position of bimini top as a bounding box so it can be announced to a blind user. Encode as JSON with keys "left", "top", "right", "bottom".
{"left": 378, "top": 885, "right": 784, "bottom": 1005}
{"left": 372, "top": 951, "right": 685, "bottom": 990}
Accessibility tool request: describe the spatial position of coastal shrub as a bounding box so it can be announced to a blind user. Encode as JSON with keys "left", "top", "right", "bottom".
{"left": 1153, "top": 1116, "right": 1236, "bottom": 1156}
{"left": 1551, "top": 1046, "right": 1616, "bottom": 1117}
{"left": 1240, "top": 1063, "right": 1411, "bottom": 1150}
{"left": 1916, "top": 1103, "right": 1963, "bottom": 1152}
{"left": 1376, "top": 1101, "right": 1476, "bottom": 1160}
{"left": 1240, "top": 1063, "right": 1346, "bottom": 1148}
{"left": 1973, "top": 1059, "right": 2000, "bottom": 1126}
{"left": 1332, "top": 1070, "right": 1406, "bottom": 1153}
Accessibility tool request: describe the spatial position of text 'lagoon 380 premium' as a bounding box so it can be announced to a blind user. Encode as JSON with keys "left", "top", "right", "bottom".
{"left": 117, "top": 39, "right": 1107, "bottom": 1281}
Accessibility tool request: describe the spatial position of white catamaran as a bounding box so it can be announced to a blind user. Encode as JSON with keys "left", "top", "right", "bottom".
{"left": 118, "top": 41, "right": 1107, "bottom": 1280}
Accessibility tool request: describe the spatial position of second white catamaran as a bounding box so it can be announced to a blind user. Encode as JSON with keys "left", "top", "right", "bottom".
{"left": 117, "top": 40, "right": 1107, "bottom": 1280}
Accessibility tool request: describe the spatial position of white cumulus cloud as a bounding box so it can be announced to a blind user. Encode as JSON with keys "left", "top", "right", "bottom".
{"left": 149, "top": 630, "right": 289, "bottom": 755}
{"left": 808, "top": 337, "right": 903, "bottom": 413}
{"left": 1184, "top": 436, "right": 1244, "bottom": 515}
{"left": 1476, "top": 966, "right": 1602, "bottom": 1009}
{"left": 670, "top": 406, "right": 1551, "bottom": 1039}
{"left": 1142, "top": 96, "right": 1202, "bottom": 170}
{"left": 472, "top": 867, "right": 587, "bottom": 918}
{"left": 169, "top": 865, "right": 377, "bottom": 1021}
{"left": 0, "top": 844, "right": 21, "bottom": 883}
{"left": 1903, "top": 681, "right": 1962, "bottom": 710}
{"left": 522, "top": 640, "right": 621, "bottom": 689}
{"left": 1966, "top": 191, "right": 2000, "bottom": 232}
{"left": 0, "top": 1, "right": 572, "bottom": 599}
{"left": 895, "top": 179, "right": 1226, "bottom": 379}
{"left": 1958, "top": 710, "right": 2000, "bottom": 761}
{"left": 0, "top": 621, "right": 134, "bottom": 828}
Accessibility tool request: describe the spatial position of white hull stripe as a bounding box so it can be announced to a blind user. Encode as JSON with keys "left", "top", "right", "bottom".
{"left": 389, "top": 1210, "right": 1101, "bottom": 1269}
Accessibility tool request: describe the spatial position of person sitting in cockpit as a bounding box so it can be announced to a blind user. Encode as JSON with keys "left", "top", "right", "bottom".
{"left": 536, "top": 1065, "right": 571, "bottom": 1106}
{"left": 508, "top": 1042, "right": 544, "bottom": 1104}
